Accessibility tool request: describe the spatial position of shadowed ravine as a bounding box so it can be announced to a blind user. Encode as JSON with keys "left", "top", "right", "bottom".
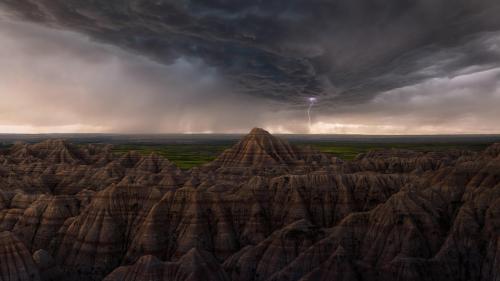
{"left": 0, "top": 128, "right": 499, "bottom": 281}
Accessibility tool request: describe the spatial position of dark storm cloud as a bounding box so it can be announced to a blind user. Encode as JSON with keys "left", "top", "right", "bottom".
{"left": 4, "top": 0, "right": 500, "bottom": 106}
{"left": 1, "top": 0, "right": 500, "bottom": 133}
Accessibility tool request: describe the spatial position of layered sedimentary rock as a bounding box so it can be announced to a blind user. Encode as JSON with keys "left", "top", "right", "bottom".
{"left": 209, "top": 128, "right": 301, "bottom": 168}
{"left": 207, "top": 128, "right": 331, "bottom": 175}
{"left": 0, "top": 231, "right": 41, "bottom": 281}
{"left": 51, "top": 184, "right": 163, "bottom": 280}
{"left": 223, "top": 220, "right": 325, "bottom": 281}
{"left": 12, "top": 195, "right": 80, "bottom": 251}
{"left": 0, "top": 129, "right": 499, "bottom": 281}
{"left": 104, "top": 249, "right": 229, "bottom": 281}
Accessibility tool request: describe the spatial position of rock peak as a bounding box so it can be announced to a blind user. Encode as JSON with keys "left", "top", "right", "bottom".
{"left": 249, "top": 127, "right": 271, "bottom": 135}
{"left": 210, "top": 127, "right": 300, "bottom": 167}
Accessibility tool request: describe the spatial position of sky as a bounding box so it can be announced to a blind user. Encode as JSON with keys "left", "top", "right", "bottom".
{"left": 1, "top": 0, "right": 500, "bottom": 134}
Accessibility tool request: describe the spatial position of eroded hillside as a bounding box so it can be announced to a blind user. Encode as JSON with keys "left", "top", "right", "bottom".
{"left": 0, "top": 128, "right": 499, "bottom": 281}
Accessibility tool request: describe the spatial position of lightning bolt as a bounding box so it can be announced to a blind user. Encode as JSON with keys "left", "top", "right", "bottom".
{"left": 307, "top": 97, "right": 317, "bottom": 132}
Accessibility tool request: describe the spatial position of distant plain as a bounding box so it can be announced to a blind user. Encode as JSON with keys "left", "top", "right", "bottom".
{"left": 1, "top": 134, "right": 499, "bottom": 169}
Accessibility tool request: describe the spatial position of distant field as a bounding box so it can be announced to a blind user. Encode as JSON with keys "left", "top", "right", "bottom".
{"left": 297, "top": 142, "right": 492, "bottom": 160}
{"left": 0, "top": 135, "right": 497, "bottom": 169}
{"left": 112, "top": 144, "right": 230, "bottom": 169}
{"left": 112, "top": 142, "right": 493, "bottom": 169}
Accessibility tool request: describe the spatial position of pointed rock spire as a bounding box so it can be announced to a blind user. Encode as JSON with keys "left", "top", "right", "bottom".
{"left": 210, "top": 128, "right": 301, "bottom": 167}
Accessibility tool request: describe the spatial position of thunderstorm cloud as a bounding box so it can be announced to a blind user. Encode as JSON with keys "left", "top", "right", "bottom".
{"left": 1, "top": 0, "right": 500, "bottom": 133}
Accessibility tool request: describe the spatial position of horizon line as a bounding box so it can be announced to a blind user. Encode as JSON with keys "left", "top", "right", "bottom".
{"left": 1, "top": 132, "right": 500, "bottom": 137}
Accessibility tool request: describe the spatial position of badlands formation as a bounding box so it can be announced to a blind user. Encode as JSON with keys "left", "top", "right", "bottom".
{"left": 0, "top": 128, "right": 499, "bottom": 281}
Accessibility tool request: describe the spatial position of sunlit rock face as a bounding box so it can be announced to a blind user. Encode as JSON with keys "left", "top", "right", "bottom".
{"left": 0, "top": 129, "right": 499, "bottom": 281}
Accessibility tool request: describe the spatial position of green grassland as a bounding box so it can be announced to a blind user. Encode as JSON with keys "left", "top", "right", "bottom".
{"left": 112, "top": 142, "right": 492, "bottom": 169}
{"left": 299, "top": 142, "right": 491, "bottom": 160}
{"left": 112, "top": 144, "right": 230, "bottom": 169}
{"left": 0, "top": 140, "right": 492, "bottom": 170}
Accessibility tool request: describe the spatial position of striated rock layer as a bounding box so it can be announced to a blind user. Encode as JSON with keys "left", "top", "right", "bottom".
{"left": 104, "top": 249, "right": 229, "bottom": 281}
{"left": 0, "top": 231, "right": 41, "bottom": 281}
{"left": 0, "top": 129, "right": 499, "bottom": 281}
